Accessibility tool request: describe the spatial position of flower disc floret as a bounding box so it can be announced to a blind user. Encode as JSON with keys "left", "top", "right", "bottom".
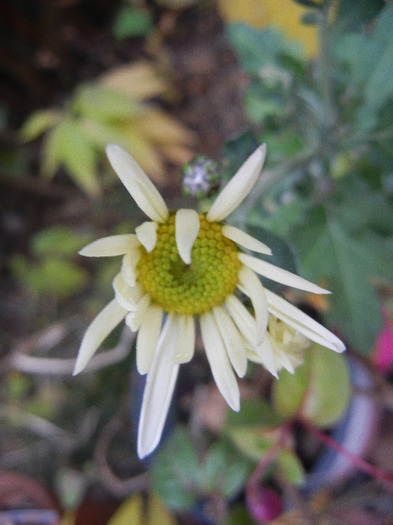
{"left": 137, "top": 214, "right": 241, "bottom": 314}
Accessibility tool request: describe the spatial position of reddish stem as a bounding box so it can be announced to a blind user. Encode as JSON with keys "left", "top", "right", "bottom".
{"left": 300, "top": 418, "right": 393, "bottom": 487}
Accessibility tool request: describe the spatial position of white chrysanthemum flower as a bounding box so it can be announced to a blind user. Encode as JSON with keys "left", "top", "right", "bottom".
{"left": 73, "top": 144, "right": 345, "bottom": 458}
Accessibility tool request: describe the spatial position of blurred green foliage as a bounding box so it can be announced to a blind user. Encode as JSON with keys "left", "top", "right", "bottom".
{"left": 226, "top": 0, "right": 393, "bottom": 353}
{"left": 11, "top": 226, "right": 91, "bottom": 299}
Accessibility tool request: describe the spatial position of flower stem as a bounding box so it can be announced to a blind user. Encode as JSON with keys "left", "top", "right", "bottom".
{"left": 300, "top": 418, "right": 393, "bottom": 487}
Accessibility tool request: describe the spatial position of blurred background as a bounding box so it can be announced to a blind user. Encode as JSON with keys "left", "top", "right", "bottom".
{"left": 1, "top": 0, "right": 393, "bottom": 523}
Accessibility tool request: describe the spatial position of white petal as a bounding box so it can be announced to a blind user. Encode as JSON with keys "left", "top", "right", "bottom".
{"left": 207, "top": 144, "right": 267, "bottom": 222}
{"left": 121, "top": 250, "right": 141, "bottom": 287}
{"left": 237, "top": 265, "right": 268, "bottom": 344}
{"left": 239, "top": 253, "right": 330, "bottom": 295}
{"left": 200, "top": 311, "right": 240, "bottom": 411}
{"left": 265, "top": 289, "right": 346, "bottom": 353}
{"left": 79, "top": 234, "right": 139, "bottom": 257}
{"left": 112, "top": 273, "right": 138, "bottom": 311}
{"left": 136, "top": 221, "right": 157, "bottom": 252}
{"left": 174, "top": 315, "right": 196, "bottom": 364}
{"left": 73, "top": 299, "right": 127, "bottom": 375}
{"left": 222, "top": 225, "right": 272, "bottom": 255}
{"left": 106, "top": 144, "right": 169, "bottom": 222}
{"left": 212, "top": 306, "right": 248, "bottom": 377}
{"left": 136, "top": 305, "right": 163, "bottom": 374}
{"left": 137, "top": 314, "right": 180, "bottom": 458}
{"left": 255, "top": 337, "right": 279, "bottom": 379}
{"left": 125, "top": 294, "right": 151, "bottom": 332}
{"left": 175, "top": 209, "right": 200, "bottom": 264}
{"left": 225, "top": 294, "right": 257, "bottom": 346}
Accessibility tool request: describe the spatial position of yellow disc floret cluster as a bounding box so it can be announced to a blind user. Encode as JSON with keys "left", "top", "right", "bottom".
{"left": 137, "top": 214, "right": 241, "bottom": 315}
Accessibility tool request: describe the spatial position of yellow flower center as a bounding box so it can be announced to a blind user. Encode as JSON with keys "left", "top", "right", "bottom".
{"left": 137, "top": 214, "right": 241, "bottom": 314}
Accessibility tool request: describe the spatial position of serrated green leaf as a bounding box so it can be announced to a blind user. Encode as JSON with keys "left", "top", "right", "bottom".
{"left": 272, "top": 343, "right": 351, "bottom": 427}
{"left": 290, "top": 191, "right": 393, "bottom": 353}
{"left": 20, "top": 109, "right": 63, "bottom": 141}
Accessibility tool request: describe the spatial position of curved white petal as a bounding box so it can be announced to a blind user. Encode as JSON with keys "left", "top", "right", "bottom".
{"left": 212, "top": 306, "right": 248, "bottom": 378}
{"left": 79, "top": 234, "right": 139, "bottom": 257}
{"left": 222, "top": 225, "right": 272, "bottom": 255}
{"left": 121, "top": 250, "right": 141, "bottom": 287}
{"left": 206, "top": 144, "right": 266, "bottom": 222}
{"left": 175, "top": 209, "right": 200, "bottom": 264}
{"left": 174, "top": 314, "right": 196, "bottom": 364}
{"left": 137, "top": 314, "right": 180, "bottom": 458}
{"left": 237, "top": 265, "right": 268, "bottom": 344}
{"left": 225, "top": 294, "right": 257, "bottom": 346}
{"left": 239, "top": 253, "right": 330, "bottom": 295}
{"left": 106, "top": 144, "right": 169, "bottom": 222}
{"left": 255, "top": 337, "right": 279, "bottom": 379}
{"left": 125, "top": 294, "right": 151, "bottom": 332}
{"left": 136, "top": 305, "right": 163, "bottom": 374}
{"left": 136, "top": 221, "right": 157, "bottom": 252}
{"left": 73, "top": 299, "right": 127, "bottom": 375}
{"left": 200, "top": 311, "right": 240, "bottom": 411}
{"left": 112, "top": 273, "right": 138, "bottom": 311}
{"left": 265, "top": 289, "right": 346, "bottom": 353}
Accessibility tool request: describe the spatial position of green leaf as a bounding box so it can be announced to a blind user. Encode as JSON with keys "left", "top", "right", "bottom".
{"left": 42, "top": 119, "right": 101, "bottom": 196}
{"left": 108, "top": 494, "right": 176, "bottom": 525}
{"left": 72, "top": 85, "right": 139, "bottom": 122}
{"left": 277, "top": 449, "right": 306, "bottom": 486}
{"left": 20, "top": 109, "right": 63, "bottom": 141}
{"left": 272, "top": 343, "right": 351, "bottom": 427}
{"left": 226, "top": 398, "right": 282, "bottom": 428}
{"left": 332, "top": 4, "right": 393, "bottom": 134}
{"left": 32, "top": 226, "right": 90, "bottom": 258}
{"left": 152, "top": 427, "right": 199, "bottom": 510}
{"left": 289, "top": 185, "right": 393, "bottom": 353}
{"left": 228, "top": 25, "right": 303, "bottom": 76}
{"left": 113, "top": 6, "right": 154, "bottom": 39}
{"left": 200, "top": 440, "right": 252, "bottom": 499}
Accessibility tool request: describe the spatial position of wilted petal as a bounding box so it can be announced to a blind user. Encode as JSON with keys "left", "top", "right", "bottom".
{"left": 121, "top": 250, "right": 141, "bottom": 287}
{"left": 212, "top": 306, "right": 247, "bottom": 377}
{"left": 125, "top": 294, "right": 151, "bottom": 332}
{"left": 137, "top": 314, "right": 180, "bottom": 458}
{"left": 175, "top": 209, "right": 200, "bottom": 264}
{"left": 222, "top": 225, "right": 272, "bottom": 255}
{"left": 136, "top": 305, "right": 164, "bottom": 374}
{"left": 200, "top": 311, "right": 240, "bottom": 411}
{"left": 207, "top": 145, "right": 266, "bottom": 222}
{"left": 73, "top": 299, "right": 127, "bottom": 375}
{"left": 265, "top": 289, "right": 346, "bottom": 353}
{"left": 79, "top": 234, "right": 139, "bottom": 257}
{"left": 106, "top": 144, "right": 169, "bottom": 222}
{"left": 239, "top": 253, "right": 330, "bottom": 295}
{"left": 136, "top": 221, "right": 157, "bottom": 252}
{"left": 237, "top": 265, "right": 268, "bottom": 344}
{"left": 112, "top": 273, "right": 138, "bottom": 311}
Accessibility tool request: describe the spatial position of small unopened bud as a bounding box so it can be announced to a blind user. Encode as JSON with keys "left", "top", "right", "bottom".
{"left": 181, "top": 155, "right": 220, "bottom": 198}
